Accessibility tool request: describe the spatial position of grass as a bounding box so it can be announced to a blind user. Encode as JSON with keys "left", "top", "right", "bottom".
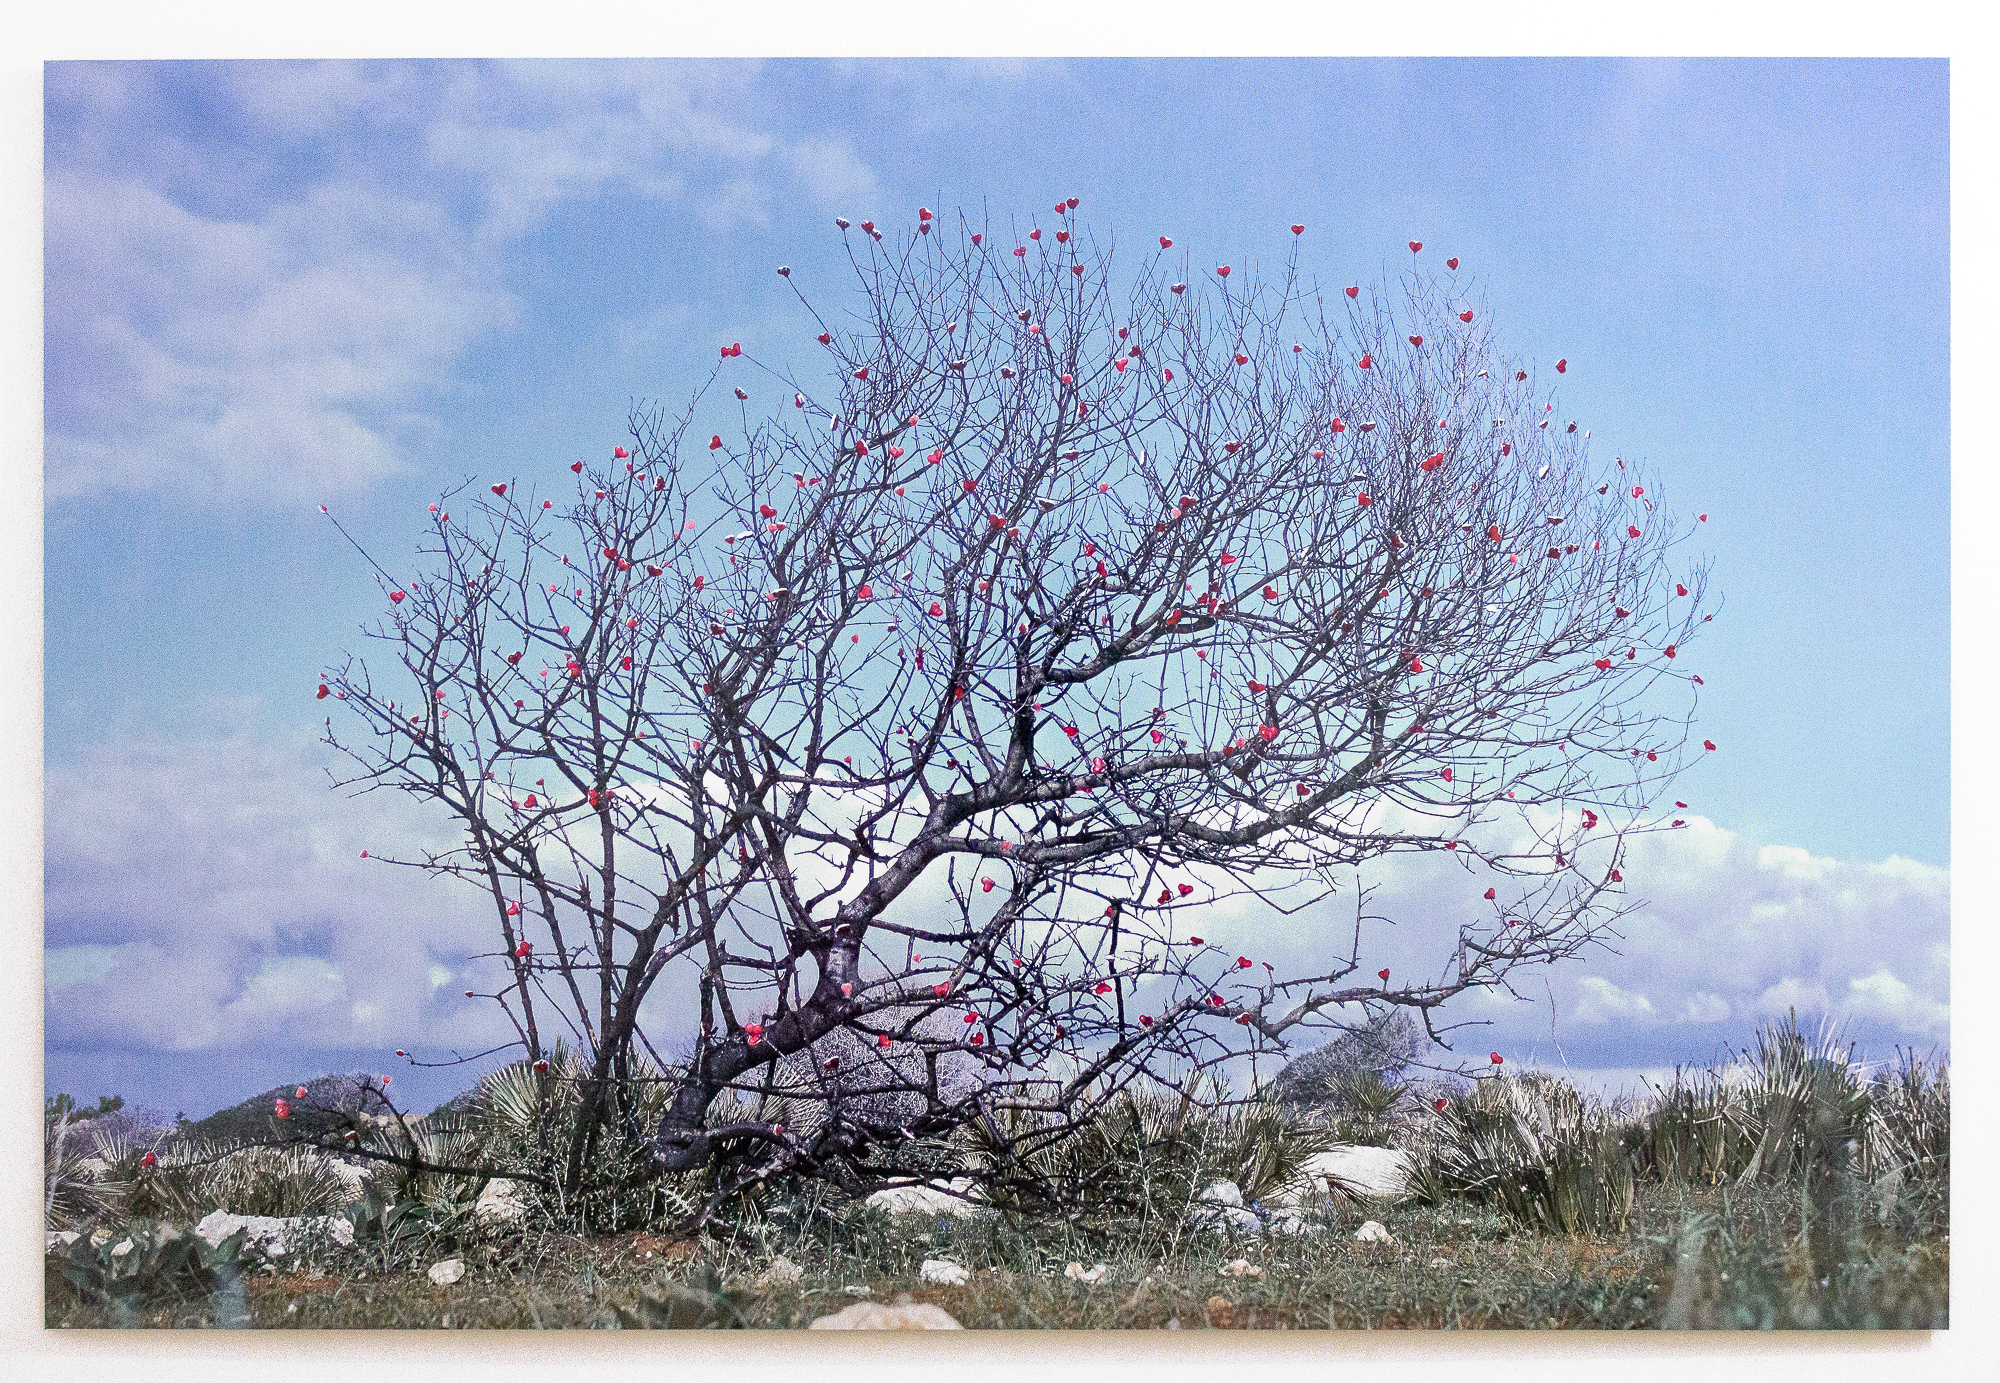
{"left": 43, "top": 1177, "right": 1946, "bottom": 1330}
{"left": 44, "top": 1016, "right": 1948, "bottom": 1330}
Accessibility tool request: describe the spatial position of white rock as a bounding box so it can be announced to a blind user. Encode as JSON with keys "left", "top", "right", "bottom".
{"left": 1064, "top": 1261, "right": 1110, "bottom": 1285}
{"left": 843, "top": 1285, "right": 873, "bottom": 1297}
{"left": 1189, "top": 1179, "right": 1263, "bottom": 1236}
{"left": 757, "top": 1255, "right": 805, "bottom": 1287}
{"left": 1220, "top": 1258, "right": 1265, "bottom": 1278}
{"left": 46, "top": 1230, "right": 80, "bottom": 1251}
{"left": 111, "top": 1238, "right": 134, "bottom": 1258}
{"left": 193, "top": 1209, "right": 354, "bottom": 1256}
{"left": 809, "top": 1300, "right": 962, "bottom": 1330}
{"left": 473, "top": 1176, "right": 528, "bottom": 1224}
{"left": 1275, "top": 1146, "right": 1414, "bottom": 1204}
{"left": 1263, "top": 1208, "right": 1326, "bottom": 1237}
{"left": 1354, "top": 1220, "right": 1394, "bottom": 1243}
{"left": 1429, "top": 1257, "right": 1452, "bottom": 1268}
{"left": 427, "top": 1257, "right": 467, "bottom": 1286}
{"left": 863, "top": 1177, "right": 994, "bottom": 1217}
{"left": 919, "top": 1258, "right": 971, "bottom": 1286}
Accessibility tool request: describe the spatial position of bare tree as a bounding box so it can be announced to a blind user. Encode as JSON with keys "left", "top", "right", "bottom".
{"left": 320, "top": 202, "right": 1711, "bottom": 1213}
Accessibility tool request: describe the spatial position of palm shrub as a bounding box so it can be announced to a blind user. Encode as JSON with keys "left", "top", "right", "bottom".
{"left": 961, "top": 1075, "right": 1334, "bottom": 1227}
{"left": 453, "top": 1041, "right": 706, "bottom": 1231}
{"left": 1863, "top": 1048, "right": 1948, "bottom": 1181}
{"left": 1408, "top": 1072, "right": 1637, "bottom": 1236}
{"left": 1631, "top": 1066, "right": 1759, "bottom": 1186}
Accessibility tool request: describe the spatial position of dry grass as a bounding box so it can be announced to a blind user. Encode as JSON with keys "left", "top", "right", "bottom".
{"left": 44, "top": 1178, "right": 1946, "bottom": 1331}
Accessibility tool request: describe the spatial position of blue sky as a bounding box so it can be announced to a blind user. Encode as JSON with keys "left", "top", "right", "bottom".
{"left": 39, "top": 58, "right": 1952, "bottom": 1118}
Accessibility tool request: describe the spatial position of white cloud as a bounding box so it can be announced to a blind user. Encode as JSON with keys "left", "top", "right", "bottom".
{"left": 45, "top": 60, "right": 883, "bottom": 505}
{"left": 44, "top": 723, "right": 507, "bottom": 1055}
{"left": 1756, "top": 976, "right": 1831, "bottom": 1017}
{"left": 1843, "top": 969, "right": 1950, "bottom": 1039}
{"left": 44, "top": 710, "right": 1949, "bottom": 1073}
{"left": 1756, "top": 843, "right": 1838, "bottom": 882}
{"left": 1572, "top": 976, "right": 1656, "bottom": 1025}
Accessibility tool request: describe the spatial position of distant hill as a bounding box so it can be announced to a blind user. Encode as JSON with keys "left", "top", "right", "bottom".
{"left": 170, "top": 1072, "right": 382, "bottom": 1148}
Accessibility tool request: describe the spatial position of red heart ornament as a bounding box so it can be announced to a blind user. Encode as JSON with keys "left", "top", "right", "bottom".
{"left": 1409, "top": 241, "right": 1423, "bottom": 252}
{"left": 1291, "top": 223, "right": 1305, "bottom": 235}
{"left": 1446, "top": 257, "right": 1459, "bottom": 269}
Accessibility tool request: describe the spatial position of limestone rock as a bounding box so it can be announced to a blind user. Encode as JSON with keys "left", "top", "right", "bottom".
{"left": 427, "top": 1257, "right": 467, "bottom": 1286}
{"left": 757, "top": 1254, "right": 805, "bottom": 1287}
{"left": 808, "top": 1300, "right": 963, "bottom": 1330}
{"left": 1189, "top": 1180, "right": 1262, "bottom": 1236}
{"left": 194, "top": 1209, "right": 354, "bottom": 1256}
{"left": 1219, "top": 1258, "right": 1264, "bottom": 1278}
{"left": 863, "top": 1177, "right": 994, "bottom": 1217}
{"left": 1064, "top": 1261, "right": 1110, "bottom": 1285}
{"left": 1353, "top": 1219, "right": 1394, "bottom": 1243}
{"left": 919, "top": 1258, "right": 971, "bottom": 1286}
{"left": 1274, "top": 1145, "right": 1414, "bottom": 1204}
{"left": 473, "top": 1176, "right": 528, "bottom": 1224}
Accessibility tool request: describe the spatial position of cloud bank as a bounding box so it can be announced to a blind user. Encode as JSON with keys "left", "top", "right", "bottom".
{"left": 43, "top": 59, "right": 884, "bottom": 505}
{"left": 47, "top": 720, "right": 1947, "bottom": 1097}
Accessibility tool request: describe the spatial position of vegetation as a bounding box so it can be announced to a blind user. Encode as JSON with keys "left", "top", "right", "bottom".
{"left": 45, "top": 1016, "right": 1946, "bottom": 1330}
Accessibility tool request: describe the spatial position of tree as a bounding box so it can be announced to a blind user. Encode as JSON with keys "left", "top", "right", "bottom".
{"left": 321, "top": 202, "right": 1710, "bottom": 1214}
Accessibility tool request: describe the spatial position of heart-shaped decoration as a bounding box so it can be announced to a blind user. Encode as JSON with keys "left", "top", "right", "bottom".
{"left": 1159, "top": 235, "right": 1173, "bottom": 248}
{"left": 491, "top": 483, "right": 507, "bottom": 496}
{"left": 1459, "top": 310, "right": 1474, "bottom": 323}
{"left": 971, "top": 232, "right": 983, "bottom": 244}
{"left": 1068, "top": 196, "right": 1080, "bottom": 209}
{"left": 1446, "top": 257, "right": 1459, "bottom": 269}
{"left": 1408, "top": 334, "right": 1424, "bottom": 346}
{"left": 709, "top": 435, "right": 722, "bottom": 450}
{"left": 1030, "top": 228, "right": 1042, "bottom": 240}
{"left": 1217, "top": 265, "right": 1231, "bottom": 277}
{"left": 1291, "top": 223, "right": 1305, "bottom": 235}
{"left": 1358, "top": 353, "right": 1372, "bottom": 369}
{"left": 1014, "top": 245, "right": 1027, "bottom": 257}
{"left": 1056, "top": 230, "right": 1069, "bottom": 243}
{"left": 1345, "top": 285, "right": 1359, "bottom": 298}
{"left": 1409, "top": 241, "right": 1423, "bottom": 252}
{"left": 570, "top": 461, "right": 584, "bottom": 473}
{"left": 389, "top": 590, "right": 405, "bottom": 604}
{"left": 1556, "top": 358, "right": 1567, "bottom": 372}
